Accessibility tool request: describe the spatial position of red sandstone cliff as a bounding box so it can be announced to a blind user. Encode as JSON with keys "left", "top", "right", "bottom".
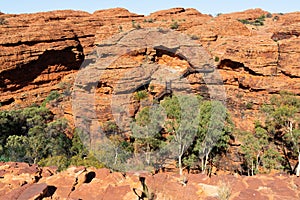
{"left": 0, "top": 7, "right": 299, "bottom": 131}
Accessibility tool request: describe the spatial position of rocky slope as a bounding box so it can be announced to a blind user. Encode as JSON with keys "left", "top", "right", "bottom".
{"left": 0, "top": 162, "right": 299, "bottom": 200}
{"left": 0, "top": 8, "right": 299, "bottom": 132}
{"left": 0, "top": 8, "right": 300, "bottom": 199}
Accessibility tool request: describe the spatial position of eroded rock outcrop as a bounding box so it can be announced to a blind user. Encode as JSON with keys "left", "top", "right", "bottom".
{"left": 0, "top": 8, "right": 299, "bottom": 132}
{"left": 0, "top": 162, "right": 299, "bottom": 199}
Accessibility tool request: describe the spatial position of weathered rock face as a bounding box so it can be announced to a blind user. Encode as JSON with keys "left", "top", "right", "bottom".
{"left": 0, "top": 162, "right": 299, "bottom": 199}
{"left": 0, "top": 7, "right": 300, "bottom": 133}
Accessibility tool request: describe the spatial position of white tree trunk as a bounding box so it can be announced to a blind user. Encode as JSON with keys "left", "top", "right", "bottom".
{"left": 251, "top": 159, "right": 254, "bottom": 176}
{"left": 179, "top": 155, "right": 183, "bottom": 176}
{"left": 203, "top": 151, "right": 210, "bottom": 173}
{"left": 146, "top": 143, "right": 150, "bottom": 165}
{"left": 114, "top": 148, "right": 118, "bottom": 165}
{"left": 296, "top": 152, "right": 300, "bottom": 177}
{"left": 200, "top": 156, "right": 204, "bottom": 172}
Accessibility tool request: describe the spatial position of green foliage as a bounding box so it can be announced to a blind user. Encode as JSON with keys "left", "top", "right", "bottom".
{"left": 118, "top": 25, "right": 123, "bottom": 32}
{"left": 193, "top": 100, "right": 232, "bottom": 172}
{"left": 42, "top": 90, "right": 61, "bottom": 106}
{"left": 70, "top": 129, "right": 88, "bottom": 157}
{"left": 262, "top": 148, "right": 283, "bottom": 172}
{"left": 70, "top": 153, "right": 104, "bottom": 169}
{"left": 131, "top": 106, "right": 165, "bottom": 167}
{"left": 58, "top": 82, "right": 72, "bottom": 96}
{"left": 238, "top": 19, "right": 251, "bottom": 25}
{"left": 0, "top": 104, "right": 105, "bottom": 170}
{"left": 0, "top": 17, "right": 7, "bottom": 25}
{"left": 0, "top": 155, "right": 9, "bottom": 162}
{"left": 262, "top": 91, "right": 300, "bottom": 136}
{"left": 214, "top": 56, "right": 220, "bottom": 62}
{"left": 38, "top": 155, "right": 70, "bottom": 171}
{"left": 103, "top": 121, "right": 119, "bottom": 135}
{"left": 0, "top": 105, "right": 52, "bottom": 150}
{"left": 160, "top": 95, "right": 232, "bottom": 174}
{"left": 245, "top": 101, "right": 254, "bottom": 109}
{"left": 144, "top": 18, "right": 155, "bottom": 23}
{"left": 170, "top": 21, "right": 179, "bottom": 30}
{"left": 3, "top": 114, "right": 71, "bottom": 164}
{"left": 238, "top": 15, "right": 265, "bottom": 26}
{"left": 134, "top": 90, "right": 148, "bottom": 101}
{"left": 243, "top": 91, "right": 300, "bottom": 175}
{"left": 5, "top": 135, "right": 29, "bottom": 162}
{"left": 132, "top": 20, "right": 141, "bottom": 29}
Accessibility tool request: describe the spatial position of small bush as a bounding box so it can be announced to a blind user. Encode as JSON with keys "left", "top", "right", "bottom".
{"left": 217, "top": 182, "right": 231, "bottom": 200}
{"left": 273, "top": 16, "right": 279, "bottom": 21}
{"left": 238, "top": 19, "right": 250, "bottom": 25}
{"left": 238, "top": 15, "right": 265, "bottom": 26}
{"left": 266, "top": 13, "right": 273, "bottom": 18}
{"left": 134, "top": 90, "right": 148, "bottom": 100}
{"left": 42, "top": 90, "right": 60, "bottom": 106}
{"left": 144, "top": 18, "right": 154, "bottom": 23}
{"left": 0, "top": 17, "right": 7, "bottom": 25}
{"left": 215, "top": 56, "right": 220, "bottom": 62}
{"left": 38, "top": 155, "right": 70, "bottom": 172}
{"left": 0, "top": 155, "right": 9, "bottom": 162}
{"left": 132, "top": 21, "right": 141, "bottom": 29}
{"left": 245, "top": 101, "right": 254, "bottom": 109}
{"left": 118, "top": 25, "right": 123, "bottom": 32}
{"left": 170, "top": 21, "right": 179, "bottom": 30}
{"left": 190, "top": 35, "right": 199, "bottom": 40}
{"left": 149, "top": 85, "right": 155, "bottom": 90}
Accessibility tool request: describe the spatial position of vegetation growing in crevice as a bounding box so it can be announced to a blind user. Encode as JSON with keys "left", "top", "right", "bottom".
{"left": 0, "top": 17, "right": 7, "bottom": 25}
{"left": 238, "top": 14, "right": 266, "bottom": 26}
{"left": 132, "top": 20, "right": 141, "bottom": 29}
{"left": 170, "top": 20, "right": 179, "bottom": 30}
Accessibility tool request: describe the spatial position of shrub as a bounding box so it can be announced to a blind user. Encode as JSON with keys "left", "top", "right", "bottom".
{"left": 118, "top": 25, "right": 123, "bottom": 32}
{"left": 190, "top": 35, "right": 199, "bottom": 40}
{"left": 42, "top": 90, "right": 61, "bottom": 106}
{"left": 144, "top": 18, "right": 154, "bottom": 23}
{"left": 215, "top": 56, "right": 220, "bottom": 62}
{"left": 0, "top": 17, "right": 7, "bottom": 25}
{"left": 170, "top": 21, "right": 179, "bottom": 30}
{"left": 273, "top": 16, "right": 279, "bottom": 21}
{"left": 217, "top": 181, "right": 231, "bottom": 200}
{"left": 238, "top": 19, "right": 250, "bottom": 25}
{"left": 132, "top": 21, "right": 141, "bottom": 29}
{"left": 38, "top": 156, "right": 70, "bottom": 171}
{"left": 70, "top": 153, "right": 105, "bottom": 169}
{"left": 266, "top": 13, "right": 273, "bottom": 18}
{"left": 245, "top": 101, "right": 254, "bottom": 109}
{"left": 134, "top": 90, "right": 148, "bottom": 100}
{"left": 238, "top": 15, "right": 265, "bottom": 26}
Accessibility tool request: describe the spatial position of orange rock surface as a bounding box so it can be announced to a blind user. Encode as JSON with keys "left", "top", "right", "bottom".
{"left": 0, "top": 162, "right": 299, "bottom": 199}
{"left": 0, "top": 7, "right": 299, "bottom": 133}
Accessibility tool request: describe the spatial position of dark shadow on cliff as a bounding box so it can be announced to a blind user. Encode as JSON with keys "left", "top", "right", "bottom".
{"left": 0, "top": 45, "right": 84, "bottom": 92}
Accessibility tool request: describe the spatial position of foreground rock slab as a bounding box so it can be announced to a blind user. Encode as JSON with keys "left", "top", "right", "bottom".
{"left": 0, "top": 162, "right": 299, "bottom": 199}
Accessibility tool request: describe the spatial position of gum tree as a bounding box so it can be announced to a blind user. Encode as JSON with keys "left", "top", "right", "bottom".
{"left": 194, "top": 100, "right": 232, "bottom": 173}
{"left": 161, "top": 95, "right": 199, "bottom": 175}
{"left": 262, "top": 92, "right": 300, "bottom": 176}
